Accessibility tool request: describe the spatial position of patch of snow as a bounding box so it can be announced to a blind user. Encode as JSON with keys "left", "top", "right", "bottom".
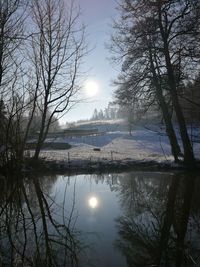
{"left": 35, "top": 125, "right": 200, "bottom": 166}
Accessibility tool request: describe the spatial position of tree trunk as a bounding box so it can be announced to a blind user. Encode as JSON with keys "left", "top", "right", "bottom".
{"left": 149, "top": 49, "right": 181, "bottom": 162}
{"left": 158, "top": 92, "right": 181, "bottom": 162}
{"left": 34, "top": 131, "right": 44, "bottom": 160}
{"left": 164, "top": 47, "right": 195, "bottom": 165}
{"left": 157, "top": 6, "right": 195, "bottom": 165}
{"left": 33, "top": 107, "right": 47, "bottom": 160}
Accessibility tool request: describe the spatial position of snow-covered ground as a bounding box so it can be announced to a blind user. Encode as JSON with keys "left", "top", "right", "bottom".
{"left": 38, "top": 126, "right": 200, "bottom": 165}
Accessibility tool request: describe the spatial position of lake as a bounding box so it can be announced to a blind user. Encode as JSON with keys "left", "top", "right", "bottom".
{"left": 0, "top": 171, "right": 199, "bottom": 266}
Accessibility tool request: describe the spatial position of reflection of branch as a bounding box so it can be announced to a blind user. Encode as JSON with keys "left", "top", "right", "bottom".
{"left": 159, "top": 176, "right": 180, "bottom": 264}
{"left": 21, "top": 183, "right": 41, "bottom": 260}
{"left": 0, "top": 176, "right": 80, "bottom": 266}
{"left": 33, "top": 177, "right": 79, "bottom": 266}
{"left": 33, "top": 177, "right": 53, "bottom": 265}
{"left": 175, "top": 176, "right": 196, "bottom": 266}
{"left": 0, "top": 185, "right": 18, "bottom": 217}
{"left": 68, "top": 178, "right": 78, "bottom": 230}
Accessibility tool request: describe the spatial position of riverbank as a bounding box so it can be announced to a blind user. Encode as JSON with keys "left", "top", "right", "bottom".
{"left": 23, "top": 157, "right": 200, "bottom": 177}
{"left": 25, "top": 126, "right": 200, "bottom": 173}
{"left": 2, "top": 127, "right": 200, "bottom": 175}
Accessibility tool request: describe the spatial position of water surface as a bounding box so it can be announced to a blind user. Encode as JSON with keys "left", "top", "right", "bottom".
{"left": 0, "top": 171, "right": 199, "bottom": 266}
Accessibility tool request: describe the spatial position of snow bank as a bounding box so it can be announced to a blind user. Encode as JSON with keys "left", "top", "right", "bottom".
{"left": 37, "top": 129, "right": 169, "bottom": 164}
{"left": 36, "top": 126, "right": 200, "bottom": 168}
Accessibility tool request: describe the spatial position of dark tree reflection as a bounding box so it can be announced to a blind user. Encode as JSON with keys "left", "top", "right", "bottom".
{"left": 0, "top": 174, "right": 80, "bottom": 267}
{"left": 115, "top": 172, "right": 200, "bottom": 267}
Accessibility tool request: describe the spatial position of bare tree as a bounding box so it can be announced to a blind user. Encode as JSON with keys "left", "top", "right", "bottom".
{"left": 110, "top": 0, "right": 200, "bottom": 164}
{"left": 28, "top": 0, "right": 86, "bottom": 160}
{"left": 110, "top": 1, "right": 182, "bottom": 162}
{"left": 0, "top": 0, "right": 25, "bottom": 87}
{"left": 155, "top": 0, "right": 200, "bottom": 164}
{"left": 0, "top": 0, "right": 28, "bottom": 168}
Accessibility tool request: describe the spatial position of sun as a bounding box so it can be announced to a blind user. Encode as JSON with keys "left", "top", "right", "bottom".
{"left": 84, "top": 80, "right": 99, "bottom": 97}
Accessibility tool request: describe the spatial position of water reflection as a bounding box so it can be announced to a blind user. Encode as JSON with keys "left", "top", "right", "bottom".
{"left": 88, "top": 196, "right": 99, "bottom": 209}
{"left": 114, "top": 172, "right": 200, "bottom": 267}
{"left": 0, "top": 172, "right": 199, "bottom": 266}
{"left": 0, "top": 174, "right": 80, "bottom": 267}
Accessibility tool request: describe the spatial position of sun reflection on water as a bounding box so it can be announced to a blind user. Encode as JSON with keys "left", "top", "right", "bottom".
{"left": 88, "top": 196, "right": 98, "bottom": 209}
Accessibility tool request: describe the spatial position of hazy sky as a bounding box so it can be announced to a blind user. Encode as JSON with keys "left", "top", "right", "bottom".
{"left": 64, "top": 0, "right": 118, "bottom": 123}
